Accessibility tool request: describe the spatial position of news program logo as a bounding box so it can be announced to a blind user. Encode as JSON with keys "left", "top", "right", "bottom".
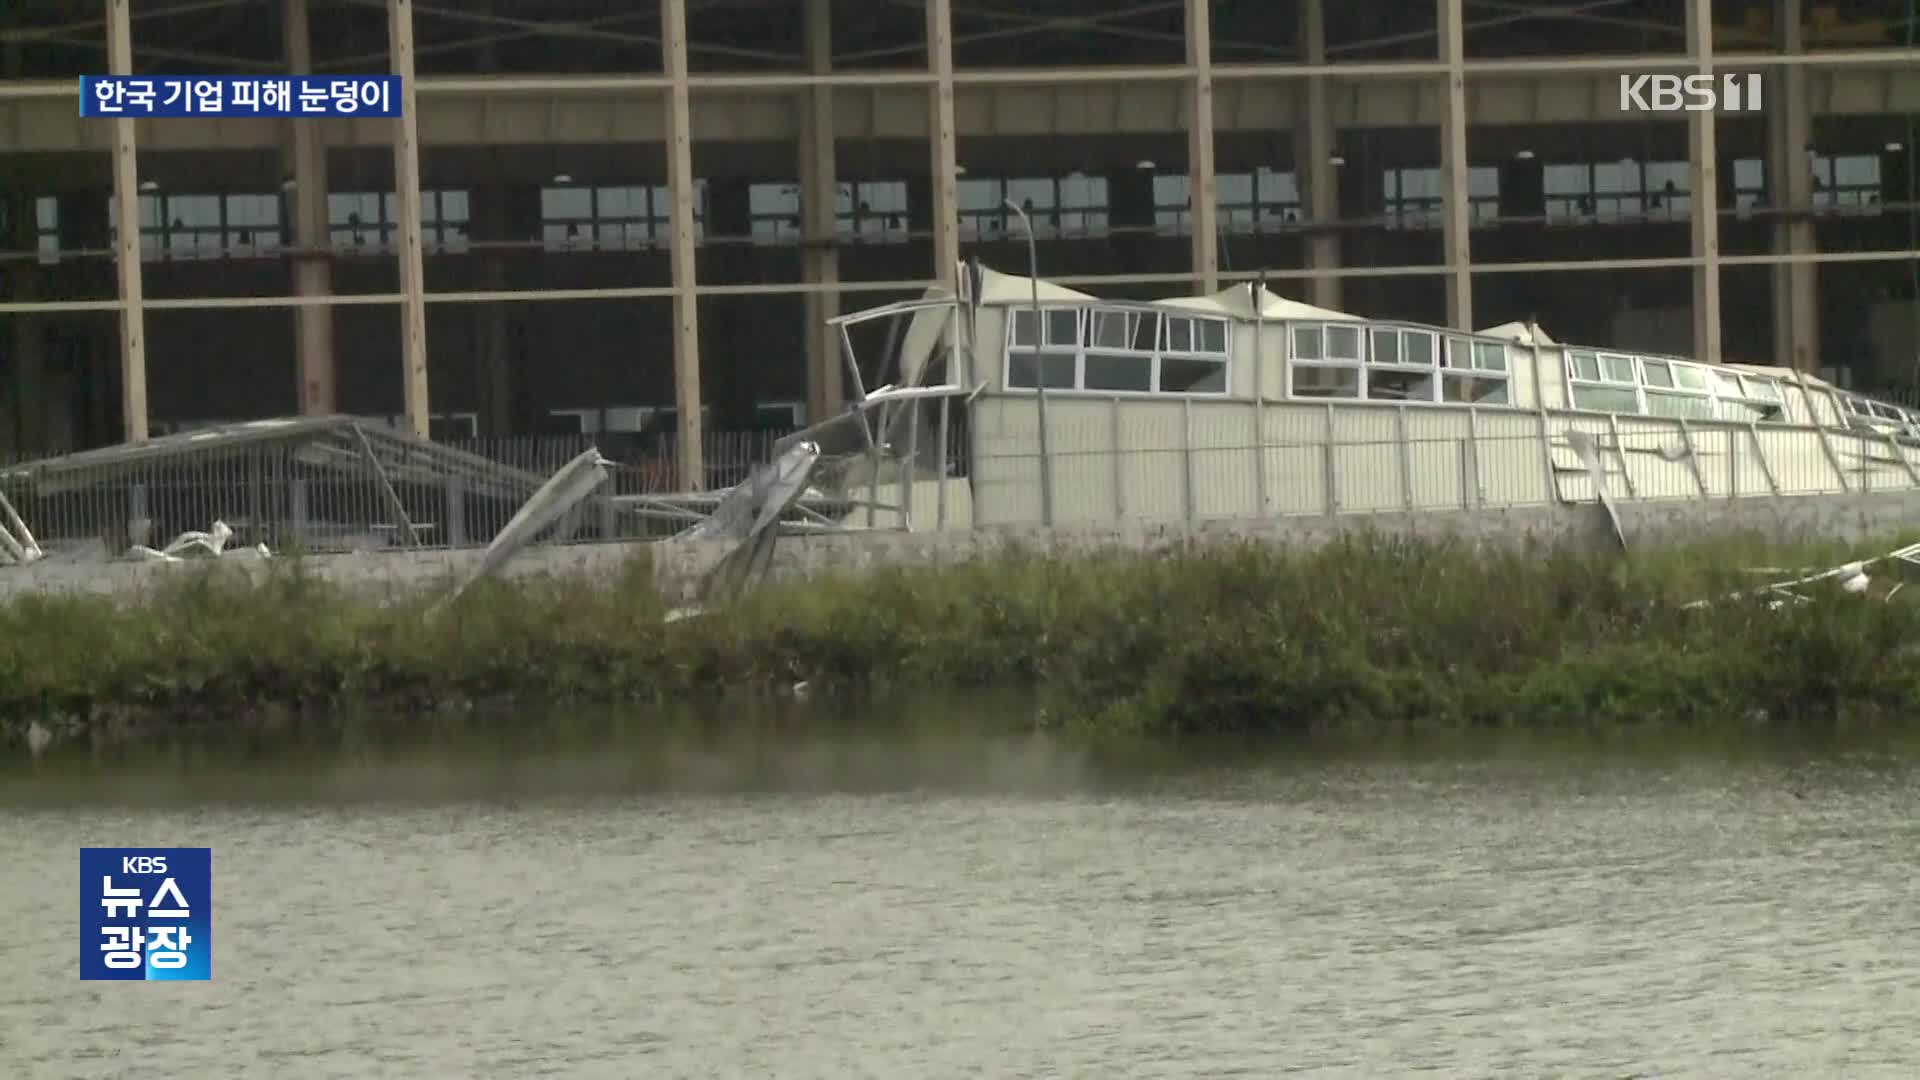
{"left": 1618, "top": 73, "right": 1763, "bottom": 113}
{"left": 79, "top": 848, "right": 212, "bottom": 981}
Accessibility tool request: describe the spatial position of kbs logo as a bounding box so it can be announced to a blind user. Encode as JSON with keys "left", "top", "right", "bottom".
{"left": 80, "top": 847, "right": 212, "bottom": 981}
{"left": 1618, "top": 73, "right": 1763, "bottom": 113}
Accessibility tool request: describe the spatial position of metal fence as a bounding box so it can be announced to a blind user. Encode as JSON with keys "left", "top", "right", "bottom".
{"left": 0, "top": 428, "right": 796, "bottom": 556}
{"left": 960, "top": 396, "right": 1920, "bottom": 528}
{"left": 0, "top": 402, "right": 1909, "bottom": 557}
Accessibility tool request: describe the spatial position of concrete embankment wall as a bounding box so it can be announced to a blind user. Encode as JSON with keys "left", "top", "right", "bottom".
{"left": 3, "top": 491, "right": 1918, "bottom": 607}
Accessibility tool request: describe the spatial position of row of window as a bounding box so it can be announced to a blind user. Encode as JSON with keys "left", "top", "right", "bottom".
{"left": 1833, "top": 391, "right": 1920, "bottom": 437}
{"left": 997, "top": 308, "right": 1516, "bottom": 405}
{"left": 1543, "top": 155, "right": 1883, "bottom": 222}
{"left": 1288, "top": 322, "right": 1511, "bottom": 405}
{"left": 25, "top": 152, "right": 1890, "bottom": 262}
{"left": 1004, "top": 306, "right": 1233, "bottom": 394}
{"left": 1565, "top": 349, "right": 1788, "bottom": 422}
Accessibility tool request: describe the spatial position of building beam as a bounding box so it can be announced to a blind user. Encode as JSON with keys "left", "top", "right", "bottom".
{"left": 1688, "top": 0, "right": 1722, "bottom": 365}
{"left": 388, "top": 0, "right": 430, "bottom": 437}
{"left": 106, "top": 0, "right": 148, "bottom": 443}
{"left": 1770, "top": 0, "right": 1817, "bottom": 372}
{"left": 7, "top": 247, "right": 1920, "bottom": 319}
{"left": 927, "top": 0, "right": 959, "bottom": 289}
{"left": 1298, "top": 0, "right": 1340, "bottom": 311}
{"left": 284, "top": 0, "right": 336, "bottom": 415}
{"left": 662, "top": 0, "right": 704, "bottom": 490}
{"left": 800, "top": 0, "right": 841, "bottom": 425}
{"left": 1185, "top": 0, "right": 1217, "bottom": 293}
{"left": 1439, "top": 0, "right": 1472, "bottom": 330}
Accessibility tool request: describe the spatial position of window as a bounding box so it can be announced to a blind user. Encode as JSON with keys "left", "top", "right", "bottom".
{"left": 108, "top": 191, "right": 290, "bottom": 260}
{"left": 332, "top": 190, "right": 471, "bottom": 253}
{"left": 1382, "top": 166, "right": 1501, "bottom": 229}
{"left": 1057, "top": 174, "right": 1109, "bottom": 236}
{"left": 1153, "top": 169, "right": 1304, "bottom": 236}
{"left": 1154, "top": 174, "right": 1192, "bottom": 235}
{"left": 1813, "top": 153, "right": 1881, "bottom": 213}
{"left": 754, "top": 402, "right": 806, "bottom": 428}
{"left": 1005, "top": 305, "right": 1228, "bottom": 394}
{"left": 541, "top": 183, "right": 703, "bottom": 251}
{"left": 1639, "top": 357, "right": 1711, "bottom": 418}
{"left": 1566, "top": 349, "right": 1789, "bottom": 421}
{"left": 958, "top": 177, "right": 1012, "bottom": 239}
{"left": 835, "top": 180, "right": 908, "bottom": 242}
{"left": 1733, "top": 158, "right": 1766, "bottom": 214}
{"left": 1006, "top": 306, "right": 1082, "bottom": 390}
{"left": 1367, "top": 327, "right": 1438, "bottom": 401}
{"left": 35, "top": 195, "right": 58, "bottom": 265}
{"left": 1547, "top": 159, "right": 1702, "bottom": 223}
{"left": 749, "top": 182, "right": 801, "bottom": 244}
{"left": 1440, "top": 336, "right": 1510, "bottom": 404}
{"left": 960, "top": 175, "right": 1108, "bottom": 239}
{"left": 1289, "top": 320, "right": 1362, "bottom": 399}
{"left": 223, "top": 194, "right": 283, "bottom": 256}
{"left": 1565, "top": 349, "right": 1641, "bottom": 413}
{"left": 1160, "top": 314, "right": 1228, "bottom": 392}
{"left": 1643, "top": 161, "right": 1692, "bottom": 220}
{"left": 1082, "top": 308, "right": 1156, "bottom": 391}
{"left": 1835, "top": 392, "right": 1909, "bottom": 431}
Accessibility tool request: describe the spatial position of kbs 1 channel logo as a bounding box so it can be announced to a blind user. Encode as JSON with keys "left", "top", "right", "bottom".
{"left": 79, "top": 848, "right": 212, "bottom": 981}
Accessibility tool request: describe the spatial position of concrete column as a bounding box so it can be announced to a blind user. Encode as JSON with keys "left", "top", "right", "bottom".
{"left": 1297, "top": 0, "right": 1340, "bottom": 310}
{"left": 106, "top": 0, "right": 148, "bottom": 443}
{"left": 927, "top": 0, "right": 959, "bottom": 289}
{"left": 800, "top": 0, "right": 841, "bottom": 423}
{"left": 387, "top": 0, "right": 430, "bottom": 437}
{"left": 1687, "top": 0, "right": 1723, "bottom": 364}
{"left": 1769, "top": 0, "right": 1817, "bottom": 371}
{"left": 284, "top": 0, "right": 336, "bottom": 415}
{"left": 1438, "top": 0, "right": 1472, "bottom": 330}
{"left": 1185, "top": 0, "right": 1218, "bottom": 293}
{"left": 662, "top": 0, "right": 704, "bottom": 490}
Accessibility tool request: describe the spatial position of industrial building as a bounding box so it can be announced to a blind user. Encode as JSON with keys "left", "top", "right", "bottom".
{"left": 0, "top": 0, "right": 1916, "bottom": 491}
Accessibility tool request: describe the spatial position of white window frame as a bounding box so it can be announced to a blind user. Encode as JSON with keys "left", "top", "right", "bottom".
{"left": 1640, "top": 358, "right": 1720, "bottom": 421}
{"left": 1287, "top": 320, "right": 1366, "bottom": 400}
{"left": 1564, "top": 349, "right": 1644, "bottom": 414}
{"left": 1364, "top": 325, "right": 1442, "bottom": 402}
{"left": 1564, "top": 349, "right": 1796, "bottom": 421}
{"left": 1003, "top": 305, "right": 1230, "bottom": 396}
{"left": 1288, "top": 321, "right": 1512, "bottom": 405}
{"left": 1439, "top": 334, "right": 1512, "bottom": 405}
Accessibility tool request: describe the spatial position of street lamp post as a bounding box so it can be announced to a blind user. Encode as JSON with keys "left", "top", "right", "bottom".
{"left": 1003, "top": 198, "right": 1055, "bottom": 526}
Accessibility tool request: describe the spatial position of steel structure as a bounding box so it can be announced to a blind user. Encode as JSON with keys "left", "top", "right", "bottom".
{"left": 0, "top": 0, "right": 1916, "bottom": 486}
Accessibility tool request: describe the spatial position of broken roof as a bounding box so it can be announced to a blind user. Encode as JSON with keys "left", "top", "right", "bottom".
{"left": 0, "top": 416, "right": 550, "bottom": 501}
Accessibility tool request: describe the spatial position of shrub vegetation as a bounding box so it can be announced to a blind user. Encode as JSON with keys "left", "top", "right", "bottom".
{"left": 3, "top": 533, "right": 1918, "bottom": 739}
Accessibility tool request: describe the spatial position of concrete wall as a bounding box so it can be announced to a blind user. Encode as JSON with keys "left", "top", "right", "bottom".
{"left": 7, "top": 489, "right": 1920, "bottom": 610}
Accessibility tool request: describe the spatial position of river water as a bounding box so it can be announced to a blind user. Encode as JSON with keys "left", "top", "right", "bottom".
{"left": 3, "top": 732, "right": 1919, "bottom": 1078}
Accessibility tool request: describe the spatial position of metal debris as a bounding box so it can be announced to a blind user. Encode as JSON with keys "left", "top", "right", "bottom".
{"left": 0, "top": 489, "right": 43, "bottom": 566}
{"left": 126, "top": 519, "right": 272, "bottom": 563}
{"left": 1682, "top": 541, "right": 1920, "bottom": 610}
{"left": 1564, "top": 430, "right": 1628, "bottom": 552}
{"left": 441, "top": 447, "right": 613, "bottom": 606}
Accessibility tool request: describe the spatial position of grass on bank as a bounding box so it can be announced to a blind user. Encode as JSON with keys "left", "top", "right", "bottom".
{"left": 3, "top": 532, "right": 1920, "bottom": 737}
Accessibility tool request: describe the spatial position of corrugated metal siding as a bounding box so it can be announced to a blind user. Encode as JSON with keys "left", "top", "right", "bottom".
{"left": 962, "top": 394, "right": 1905, "bottom": 529}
